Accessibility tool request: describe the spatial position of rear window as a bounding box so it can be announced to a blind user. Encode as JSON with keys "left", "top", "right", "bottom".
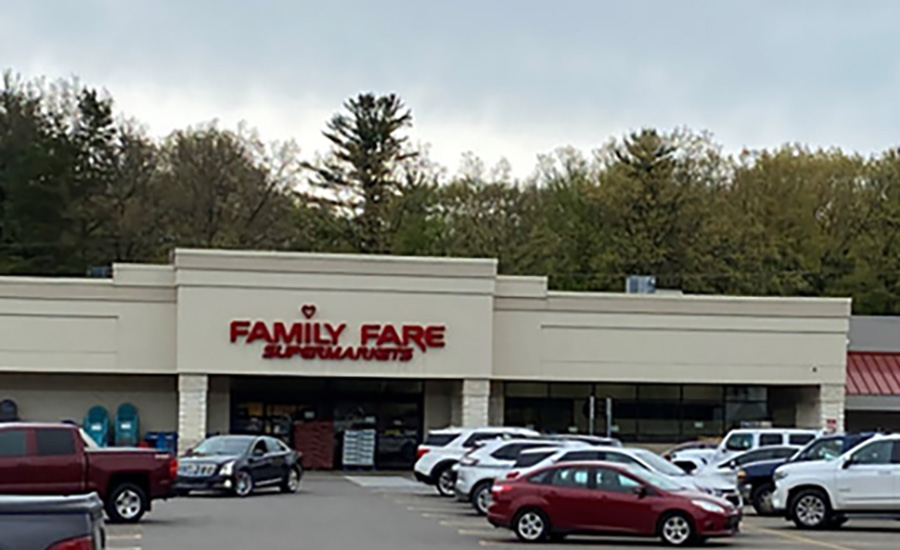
{"left": 789, "top": 434, "right": 816, "bottom": 446}
{"left": 424, "top": 433, "right": 459, "bottom": 447}
{"left": 0, "top": 429, "right": 26, "bottom": 457}
{"left": 514, "top": 450, "right": 556, "bottom": 468}
{"left": 462, "top": 432, "right": 503, "bottom": 448}
{"left": 36, "top": 429, "right": 75, "bottom": 456}
{"left": 491, "top": 443, "right": 550, "bottom": 460}
{"left": 759, "top": 434, "right": 782, "bottom": 447}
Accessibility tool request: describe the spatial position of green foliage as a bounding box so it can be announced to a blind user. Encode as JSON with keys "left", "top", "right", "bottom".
{"left": 6, "top": 70, "right": 900, "bottom": 314}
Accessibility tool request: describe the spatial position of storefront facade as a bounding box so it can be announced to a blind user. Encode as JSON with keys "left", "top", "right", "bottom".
{"left": 0, "top": 249, "right": 851, "bottom": 467}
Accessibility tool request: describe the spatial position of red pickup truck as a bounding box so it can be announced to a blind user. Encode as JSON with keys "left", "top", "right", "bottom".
{"left": 0, "top": 422, "right": 177, "bottom": 523}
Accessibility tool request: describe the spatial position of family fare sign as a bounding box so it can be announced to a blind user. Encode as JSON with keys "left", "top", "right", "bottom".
{"left": 228, "top": 305, "right": 446, "bottom": 362}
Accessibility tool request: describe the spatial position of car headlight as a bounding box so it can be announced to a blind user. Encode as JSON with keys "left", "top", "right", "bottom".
{"left": 692, "top": 500, "right": 726, "bottom": 514}
{"left": 220, "top": 460, "right": 236, "bottom": 476}
{"left": 774, "top": 470, "right": 788, "bottom": 481}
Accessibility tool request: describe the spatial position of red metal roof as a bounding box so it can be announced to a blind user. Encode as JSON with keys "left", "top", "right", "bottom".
{"left": 847, "top": 352, "right": 900, "bottom": 396}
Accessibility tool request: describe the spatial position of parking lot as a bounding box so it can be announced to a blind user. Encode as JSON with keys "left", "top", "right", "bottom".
{"left": 129, "top": 472, "right": 899, "bottom": 550}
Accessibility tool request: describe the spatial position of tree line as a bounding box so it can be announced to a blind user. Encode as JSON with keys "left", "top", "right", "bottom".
{"left": 2, "top": 71, "right": 900, "bottom": 314}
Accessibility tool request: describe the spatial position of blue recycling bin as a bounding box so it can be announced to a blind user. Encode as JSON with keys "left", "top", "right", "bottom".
{"left": 83, "top": 406, "right": 110, "bottom": 447}
{"left": 114, "top": 403, "right": 140, "bottom": 446}
{"left": 145, "top": 431, "right": 178, "bottom": 455}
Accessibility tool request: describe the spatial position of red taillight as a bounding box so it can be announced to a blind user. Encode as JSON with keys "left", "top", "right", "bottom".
{"left": 416, "top": 447, "right": 430, "bottom": 459}
{"left": 169, "top": 457, "right": 178, "bottom": 479}
{"left": 491, "top": 483, "right": 514, "bottom": 495}
{"left": 48, "top": 535, "right": 94, "bottom": 550}
{"left": 505, "top": 470, "right": 520, "bottom": 479}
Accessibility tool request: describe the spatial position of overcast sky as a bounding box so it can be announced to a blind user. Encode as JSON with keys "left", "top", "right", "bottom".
{"left": 2, "top": 0, "right": 898, "bottom": 176}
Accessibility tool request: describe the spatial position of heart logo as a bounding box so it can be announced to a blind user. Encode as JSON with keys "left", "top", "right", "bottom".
{"left": 301, "top": 304, "right": 317, "bottom": 319}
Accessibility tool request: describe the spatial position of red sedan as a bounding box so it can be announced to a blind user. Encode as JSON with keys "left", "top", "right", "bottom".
{"left": 487, "top": 461, "right": 741, "bottom": 546}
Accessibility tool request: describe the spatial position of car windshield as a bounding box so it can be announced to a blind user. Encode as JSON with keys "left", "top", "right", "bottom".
{"left": 626, "top": 466, "right": 688, "bottom": 492}
{"left": 794, "top": 438, "right": 844, "bottom": 462}
{"left": 190, "top": 437, "right": 252, "bottom": 456}
{"left": 632, "top": 449, "right": 688, "bottom": 476}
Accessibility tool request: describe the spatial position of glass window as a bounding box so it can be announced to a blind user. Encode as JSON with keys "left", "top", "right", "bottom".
{"left": 492, "top": 443, "right": 545, "bottom": 460}
{"left": 424, "top": 432, "right": 459, "bottom": 447}
{"left": 638, "top": 385, "right": 681, "bottom": 401}
{"left": 36, "top": 429, "right": 75, "bottom": 456}
{"left": 604, "top": 451, "right": 641, "bottom": 468}
{"left": 548, "top": 466, "right": 591, "bottom": 489}
{"left": 851, "top": 440, "right": 893, "bottom": 465}
{"left": 549, "top": 383, "right": 591, "bottom": 398}
{"left": 594, "top": 467, "right": 641, "bottom": 493}
{"left": 560, "top": 450, "right": 604, "bottom": 462}
{"left": 631, "top": 449, "right": 689, "bottom": 477}
{"left": 0, "top": 429, "right": 26, "bottom": 457}
{"left": 724, "top": 433, "right": 753, "bottom": 452}
{"left": 505, "top": 383, "right": 548, "bottom": 398}
{"left": 759, "top": 433, "right": 782, "bottom": 447}
{"left": 683, "top": 385, "right": 723, "bottom": 402}
{"left": 797, "top": 439, "right": 844, "bottom": 462}
{"left": 594, "top": 384, "right": 637, "bottom": 400}
{"left": 789, "top": 434, "right": 816, "bottom": 446}
{"left": 726, "top": 386, "right": 767, "bottom": 402}
{"left": 251, "top": 439, "right": 268, "bottom": 456}
{"left": 514, "top": 450, "right": 557, "bottom": 468}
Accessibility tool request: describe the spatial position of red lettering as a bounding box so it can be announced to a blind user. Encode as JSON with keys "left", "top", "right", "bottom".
{"left": 316, "top": 347, "right": 330, "bottom": 360}
{"left": 325, "top": 323, "right": 346, "bottom": 345}
{"left": 286, "top": 345, "right": 302, "bottom": 358}
{"left": 424, "top": 326, "right": 446, "bottom": 348}
{"left": 311, "top": 323, "right": 329, "bottom": 345}
{"left": 341, "top": 347, "right": 358, "bottom": 360}
{"left": 402, "top": 325, "right": 426, "bottom": 351}
{"left": 247, "top": 321, "right": 274, "bottom": 344}
{"left": 230, "top": 320, "right": 251, "bottom": 343}
{"left": 374, "top": 348, "right": 390, "bottom": 361}
{"left": 300, "top": 347, "right": 317, "bottom": 360}
{"left": 360, "top": 347, "right": 375, "bottom": 360}
{"left": 272, "top": 322, "right": 303, "bottom": 344}
{"left": 262, "top": 344, "right": 279, "bottom": 358}
{"left": 361, "top": 324, "right": 380, "bottom": 345}
{"left": 399, "top": 348, "right": 413, "bottom": 362}
{"left": 376, "top": 325, "right": 402, "bottom": 347}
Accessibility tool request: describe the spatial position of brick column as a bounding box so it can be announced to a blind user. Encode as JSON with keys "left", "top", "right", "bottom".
{"left": 462, "top": 378, "right": 490, "bottom": 427}
{"left": 178, "top": 374, "right": 209, "bottom": 452}
{"left": 819, "top": 383, "right": 845, "bottom": 433}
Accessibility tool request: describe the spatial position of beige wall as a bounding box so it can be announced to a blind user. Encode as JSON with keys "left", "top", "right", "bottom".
{"left": 0, "top": 373, "right": 177, "bottom": 432}
{"left": 174, "top": 250, "right": 496, "bottom": 380}
{"left": 207, "top": 375, "right": 231, "bottom": 434}
{"left": 493, "top": 277, "right": 850, "bottom": 388}
{"left": 0, "top": 265, "right": 175, "bottom": 375}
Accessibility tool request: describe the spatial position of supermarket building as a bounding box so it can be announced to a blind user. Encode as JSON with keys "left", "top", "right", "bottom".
{"left": 0, "top": 249, "right": 860, "bottom": 467}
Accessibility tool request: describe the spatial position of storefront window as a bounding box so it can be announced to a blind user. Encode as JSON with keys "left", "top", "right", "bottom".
{"left": 549, "top": 383, "right": 592, "bottom": 398}
{"left": 505, "top": 382, "right": 549, "bottom": 398}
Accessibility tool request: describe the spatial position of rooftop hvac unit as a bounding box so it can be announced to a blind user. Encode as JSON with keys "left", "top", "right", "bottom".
{"left": 625, "top": 275, "right": 656, "bottom": 294}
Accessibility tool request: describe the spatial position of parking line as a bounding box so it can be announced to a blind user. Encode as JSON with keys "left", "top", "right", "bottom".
{"left": 745, "top": 526, "right": 858, "bottom": 550}
{"left": 422, "top": 512, "right": 471, "bottom": 518}
{"left": 407, "top": 506, "right": 468, "bottom": 512}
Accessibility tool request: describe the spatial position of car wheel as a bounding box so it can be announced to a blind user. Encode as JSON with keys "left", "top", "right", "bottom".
{"left": 106, "top": 483, "right": 148, "bottom": 524}
{"left": 659, "top": 512, "right": 696, "bottom": 546}
{"left": 471, "top": 481, "right": 492, "bottom": 516}
{"left": 281, "top": 466, "right": 302, "bottom": 493}
{"left": 233, "top": 470, "right": 254, "bottom": 498}
{"left": 751, "top": 483, "right": 776, "bottom": 516}
{"left": 790, "top": 489, "right": 829, "bottom": 529}
{"left": 514, "top": 508, "right": 550, "bottom": 542}
{"left": 435, "top": 465, "right": 456, "bottom": 497}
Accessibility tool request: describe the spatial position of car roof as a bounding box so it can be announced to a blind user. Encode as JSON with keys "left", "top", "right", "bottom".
{"left": 0, "top": 422, "right": 78, "bottom": 430}
{"left": 727, "top": 428, "right": 819, "bottom": 434}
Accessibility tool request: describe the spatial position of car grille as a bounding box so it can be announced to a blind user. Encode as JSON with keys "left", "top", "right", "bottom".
{"left": 178, "top": 463, "right": 218, "bottom": 477}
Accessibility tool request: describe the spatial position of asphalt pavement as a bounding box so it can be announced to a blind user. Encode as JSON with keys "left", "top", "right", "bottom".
{"left": 137, "top": 472, "right": 900, "bottom": 550}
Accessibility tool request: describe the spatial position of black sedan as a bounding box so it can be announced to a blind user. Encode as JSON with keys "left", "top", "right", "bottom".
{"left": 174, "top": 435, "right": 303, "bottom": 497}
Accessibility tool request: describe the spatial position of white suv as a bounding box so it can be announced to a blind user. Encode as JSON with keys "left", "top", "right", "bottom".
{"left": 671, "top": 429, "right": 820, "bottom": 465}
{"left": 454, "top": 439, "right": 579, "bottom": 514}
{"left": 514, "top": 445, "right": 745, "bottom": 508}
{"left": 772, "top": 433, "right": 900, "bottom": 529}
{"left": 413, "top": 427, "right": 539, "bottom": 496}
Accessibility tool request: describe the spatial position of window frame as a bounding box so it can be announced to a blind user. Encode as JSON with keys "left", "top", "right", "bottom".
{"left": 0, "top": 429, "right": 27, "bottom": 457}
{"left": 35, "top": 428, "right": 76, "bottom": 457}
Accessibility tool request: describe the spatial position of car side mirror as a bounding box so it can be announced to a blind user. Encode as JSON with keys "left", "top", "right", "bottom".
{"left": 842, "top": 456, "right": 855, "bottom": 469}
{"left": 728, "top": 460, "right": 737, "bottom": 469}
{"left": 633, "top": 485, "right": 649, "bottom": 498}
